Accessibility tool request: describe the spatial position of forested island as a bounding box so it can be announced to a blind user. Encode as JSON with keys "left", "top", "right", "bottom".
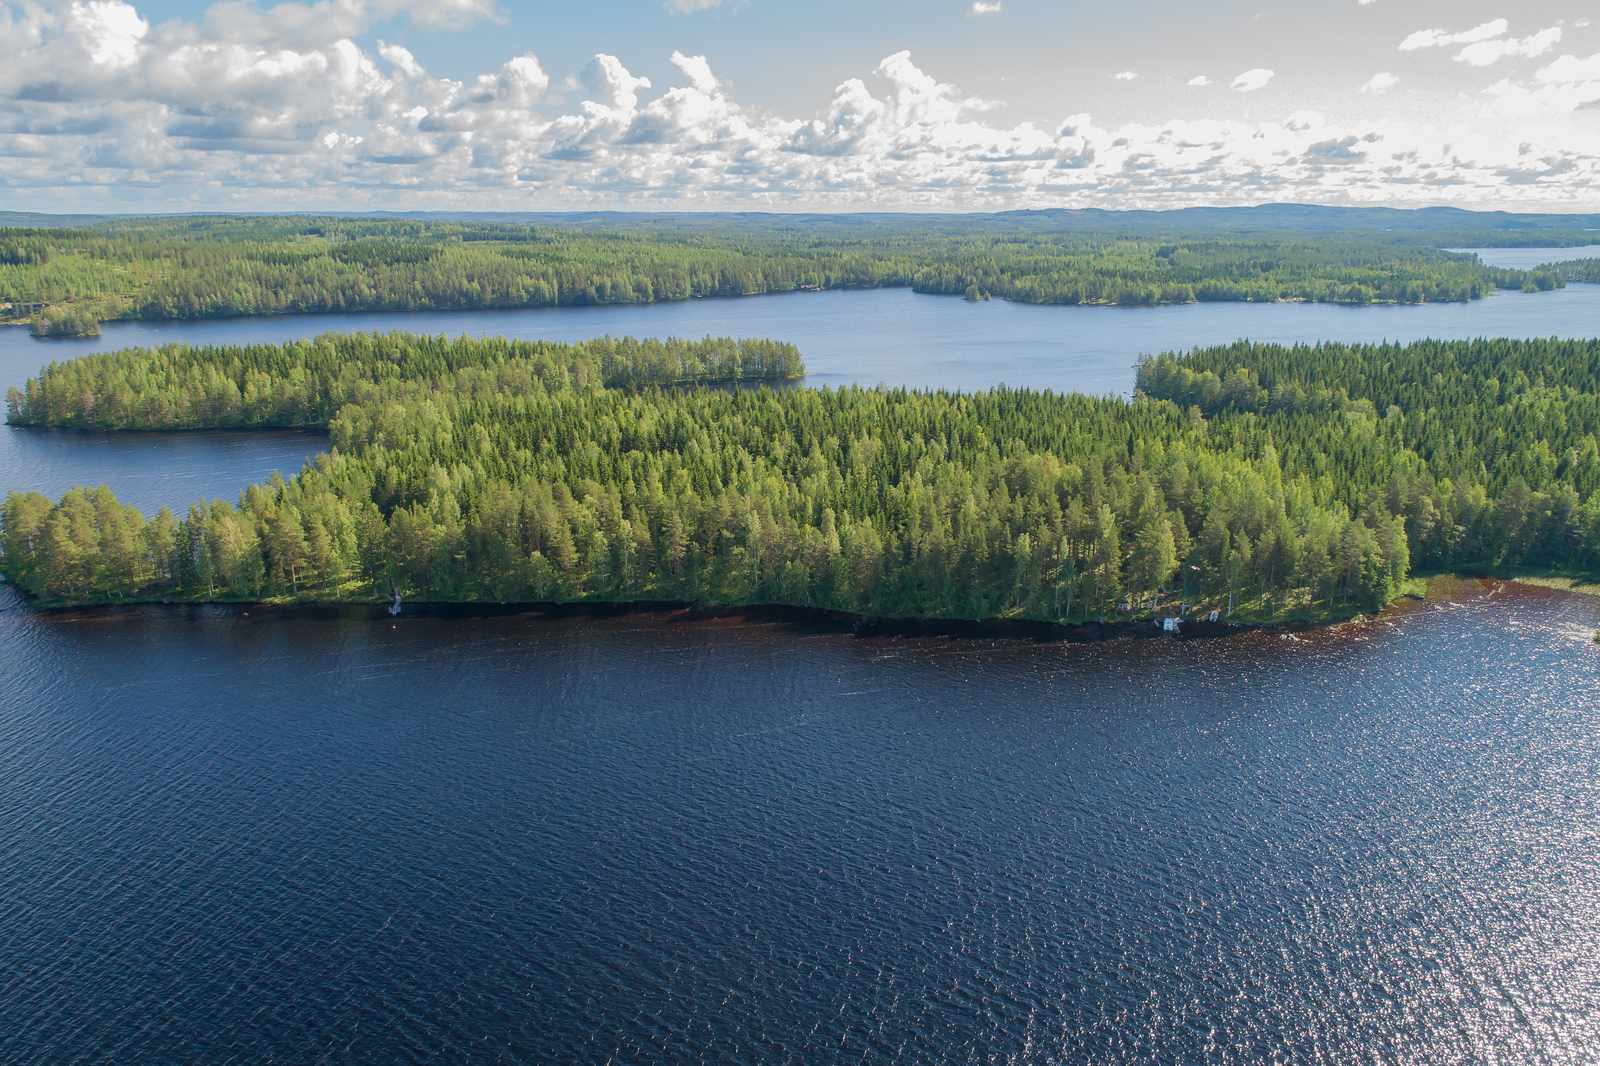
{"left": 0, "top": 213, "right": 1571, "bottom": 329}
{"left": 5, "top": 331, "right": 1600, "bottom": 622}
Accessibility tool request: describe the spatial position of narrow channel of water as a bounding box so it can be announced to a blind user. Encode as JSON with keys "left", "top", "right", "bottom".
{"left": 1456, "top": 245, "right": 1600, "bottom": 269}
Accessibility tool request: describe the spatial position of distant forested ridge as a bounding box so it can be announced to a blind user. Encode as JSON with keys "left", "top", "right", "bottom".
{"left": 0, "top": 214, "right": 1559, "bottom": 326}
{"left": 10, "top": 331, "right": 1600, "bottom": 619}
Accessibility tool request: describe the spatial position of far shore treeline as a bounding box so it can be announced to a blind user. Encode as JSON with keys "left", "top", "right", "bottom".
{"left": 0, "top": 215, "right": 1576, "bottom": 335}
{"left": 6, "top": 331, "right": 1600, "bottom": 620}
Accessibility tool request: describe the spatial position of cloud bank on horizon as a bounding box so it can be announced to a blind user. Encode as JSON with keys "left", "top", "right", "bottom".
{"left": 0, "top": 0, "right": 1598, "bottom": 211}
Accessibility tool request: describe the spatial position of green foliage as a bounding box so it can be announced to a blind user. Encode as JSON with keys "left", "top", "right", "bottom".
{"left": 1546, "top": 256, "right": 1600, "bottom": 284}
{"left": 13, "top": 331, "right": 1600, "bottom": 617}
{"left": 1137, "top": 338, "right": 1600, "bottom": 572}
{"left": 4, "top": 331, "right": 1417, "bottom": 619}
{"left": 30, "top": 306, "right": 101, "bottom": 338}
{"left": 9, "top": 332, "right": 803, "bottom": 429}
{"left": 0, "top": 235, "right": 49, "bottom": 266}
{"left": 906, "top": 239, "right": 1526, "bottom": 306}
{"left": 0, "top": 216, "right": 1546, "bottom": 325}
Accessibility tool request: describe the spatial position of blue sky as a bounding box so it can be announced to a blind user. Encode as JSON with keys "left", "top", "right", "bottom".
{"left": 0, "top": 0, "right": 1595, "bottom": 211}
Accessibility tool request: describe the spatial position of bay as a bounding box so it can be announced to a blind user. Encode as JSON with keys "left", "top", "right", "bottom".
{"left": 1457, "top": 244, "right": 1600, "bottom": 269}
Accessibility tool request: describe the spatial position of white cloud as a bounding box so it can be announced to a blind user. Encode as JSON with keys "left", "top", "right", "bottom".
{"left": 1230, "top": 68, "right": 1274, "bottom": 92}
{"left": 1400, "top": 19, "right": 1507, "bottom": 51}
{"left": 201, "top": 0, "right": 368, "bottom": 48}
{"left": 1397, "top": 19, "right": 1562, "bottom": 68}
{"left": 1113, "top": 70, "right": 1138, "bottom": 81}
{"left": 373, "top": 0, "right": 502, "bottom": 29}
{"left": 1187, "top": 75, "right": 1210, "bottom": 86}
{"left": 1361, "top": 71, "right": 1398, "bottom": 93}
{"left": 969, "top": 0, "right": 1001, "bottom": 14}
{"left": 664, "top": 0, "right": 725, "bottom": 12}
{"left": 378, "top": 40, "right": 424, "bottom": 78}
{"left": 1539, "top": 52, "right": 1600, "bottom": 83}
{"left": 1, "top": 1, "right": 1599, "bottom": 211}
{"left": 1454, "top": 27, "right": 1561, "bottom": 66}
{"left": 69, "top": 0, "right": 149, "bottom": 66}
{"left": 1482, "top": 51, "right": 1600, "bottom": 116}
{"left": 201, "top": 0, "right": 499, "bottom": 45}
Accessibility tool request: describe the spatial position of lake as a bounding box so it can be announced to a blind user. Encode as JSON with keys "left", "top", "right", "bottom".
{"left": 1, "top": 580, "right": 1597, "bottom": 1063}
{"left": 5, "top": 259, "right": 1600, "bottom": 1063}
{"left": 5, "top": 276, "right": 1600, "bottom": 515}
{"left": 1457, "top": 245, "right": 1600, "bottom": 269}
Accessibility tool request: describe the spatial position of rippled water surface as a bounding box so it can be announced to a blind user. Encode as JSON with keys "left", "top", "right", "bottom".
{"left": 5, "top": 276, "right": 1600, "bottom": 1062}
{"left": 1, "top": 582, "right": 1597, "bottom": 1064}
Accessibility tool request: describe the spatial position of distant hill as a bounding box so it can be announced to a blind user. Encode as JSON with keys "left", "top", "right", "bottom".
{"left": 0, "top": 211, "right": 121, "bottom": 228}
{"left": 5, "top": 203, "right": 1598, "bottom": 246}
{"left": 315, "top": 204, "right": 1600, "bottom": 246}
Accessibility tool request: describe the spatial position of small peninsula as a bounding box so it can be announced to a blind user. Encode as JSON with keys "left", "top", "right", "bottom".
{"left": 6, "top": 332, "right": 1599, "bottom": 623}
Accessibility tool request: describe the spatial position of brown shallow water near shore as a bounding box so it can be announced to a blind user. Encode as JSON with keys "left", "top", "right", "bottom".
{"left": 23, "top": 593, "right": 1363, "bottom": 644}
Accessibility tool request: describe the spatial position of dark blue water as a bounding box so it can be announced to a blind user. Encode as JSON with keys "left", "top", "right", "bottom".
{"left": 6, "top": 274, "right": 1600, "bottom": 1062}
{"left": 0, "top": 329, "right": 326, "bottom": 516}
{"left": 1, "top": 581, "right": 1597, "bottom": 1063}
{"left": 7, "top": 282, "right": 1600, "bottom": 514}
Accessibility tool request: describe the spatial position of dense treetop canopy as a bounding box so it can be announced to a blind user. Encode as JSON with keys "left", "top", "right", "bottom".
{"left": 8, "top": 330, "right": 1600, "bottom": 621}
{"left": 6, "top": 332, "right": 804, "bottom": 429}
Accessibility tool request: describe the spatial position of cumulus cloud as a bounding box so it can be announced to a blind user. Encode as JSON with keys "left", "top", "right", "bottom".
{"left": 1539, "top": 52, "right": 1600, "bottom": 83}
{"left": 1187, "top": 75, "right": 1210, "bottom": 86}
{"left": 1361, "top": 72, "right": 1398, "bottom": 93}
{"left": 378, "top": 40, "right": 425, "bottom": 78}
{"left": 969, "top": 0, "right": 1002, "bottom": 14}
{"left": 1230, "top": 68, "right": 1274, "bottom": 92}
{"left": 664, "top": 0, "right": 727, "bottom": 13}
{"left": 1, "top": 0, "right": 1599, "bottom": 210}
{"left": 1483, "top": 51, "right": 1600, "bottom": 116}
{"left": 70, "top": 0, "right": 148, "bottom": 65}
{"left": 1113, "top": 70, "right": 1138, "bottom": 81}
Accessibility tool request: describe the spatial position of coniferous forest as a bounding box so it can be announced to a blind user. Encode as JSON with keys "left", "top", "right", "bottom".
{"left": 8, "top": 331, "right": 1600, "bottom": 620}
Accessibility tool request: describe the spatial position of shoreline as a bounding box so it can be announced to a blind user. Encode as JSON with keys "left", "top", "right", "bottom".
{"left": 11, "top": 591, "right": 1375, "bottom": 642}
{"left": 8, "top": 275, "right": 1544, "bottom": 336}
{"left": 14, "top": 574, "right": 1590, "bottom": 640}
